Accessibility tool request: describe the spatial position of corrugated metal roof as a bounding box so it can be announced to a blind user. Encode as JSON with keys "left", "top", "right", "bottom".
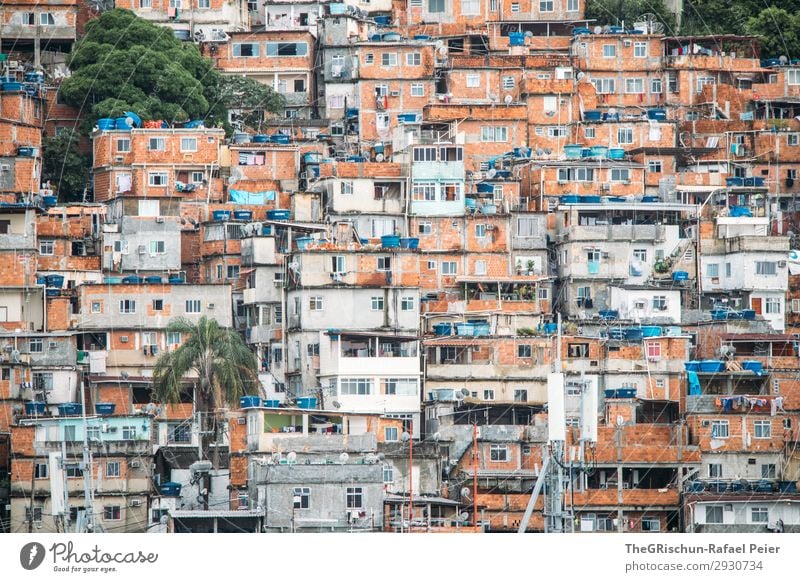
{"left": 170, "top": 509, "right": 265, "bottom": 519}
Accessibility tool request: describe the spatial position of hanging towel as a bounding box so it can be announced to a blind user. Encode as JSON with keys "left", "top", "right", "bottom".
{"left": 687, "top": 371, "right": 701, "bottom": 395}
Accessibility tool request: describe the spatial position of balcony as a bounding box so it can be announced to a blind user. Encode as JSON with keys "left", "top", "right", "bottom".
{"left": 0, "top": 24, "right": 76, "bottom": 41}
{"left": 253, "top": 432, "right": 377, "bottom": 453}
{"left": 557, "top": 224, "right": 672, "bottom": 243}
{"left": 572, "top": 488, "right": 680, "bottom": 508}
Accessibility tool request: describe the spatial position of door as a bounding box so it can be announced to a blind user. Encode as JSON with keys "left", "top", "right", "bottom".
{"left": 751, "top": 297, "right": 763, "bottom": 315}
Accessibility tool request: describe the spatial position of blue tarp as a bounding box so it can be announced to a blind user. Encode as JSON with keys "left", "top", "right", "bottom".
{"left": 229, "top": 189, "right": 276, "bottom": 204}
{"left": 687, "top": 371, "right": 702, "bottom": 395}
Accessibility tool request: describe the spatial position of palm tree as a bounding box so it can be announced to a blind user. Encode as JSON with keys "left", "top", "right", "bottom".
{"left": 151, "top": 317, "right": 259, "bottom": 464}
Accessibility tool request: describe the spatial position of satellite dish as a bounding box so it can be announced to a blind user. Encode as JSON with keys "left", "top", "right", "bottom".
{"left": 460, "top": 511, "right": 470, "bottom": 521}
{"left": 536, "top": 148, "right": 545, "bottom": 157}
{"left": 485, "top": 168, "right": 497, "bottom": 179}
{"left": 608, "top": 107, "right": 617, "bottom": 116}
{"left": 332, "top": 400, "right": 341, "bottom": 409}
{"left": 503, "top": 94, "right": 513, "bottom": 105}
{"left": 524, "top": 31, "right": 533, "bottom": 38}
{"left": 287, "top": 451, "right": 297, "bottom": 464}
{"left": 593, "top": 26, "right": 602, "bottom": 34}
{"left": 455, "top": 391, "right": 465, "bottom": 401}
{"left": 433, "top": 432, "right": 441, "bottom": 441}
{"left": 576, "top": 71, "right": 585, "bottom": 81}
{"left": 339, "top": 452, "right": 349, "bottom": 464}
{"left": 636, "top": 13, "right": 664, "bottom": 34}
{"left": 375, "top": 153, "right": 384, "bottom": 162}
{"left": 460, "top": 487, "right": 471, "bottom": 499}
{"left": 154, "top": 406, "right": 162, "bottom": 416}
{"left": 120, "top": 371, "right": 129, "bottom": 379}
{"left": 460, "top": 388, "right": 470, "bottom": 398}
{"left": 11, "top": 350, "right": 20, "bottom": 362}
{"left": 376, "top": 452, "right": 385, "bottom": 461}
{"left": 780, "top": 55, "right": 789, "bottom": 65}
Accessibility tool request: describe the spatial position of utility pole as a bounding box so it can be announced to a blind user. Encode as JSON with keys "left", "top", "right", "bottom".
{"left": 472, "top": 422, "right": 478, "bottom": 529}
{"left": 79, "top": 379, "right": 96, "bottom": 532}
{"left": 408, "top": 420, "right": 413, "bottom": 531}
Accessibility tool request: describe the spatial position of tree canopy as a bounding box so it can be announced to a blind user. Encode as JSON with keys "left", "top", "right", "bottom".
{"left": 151, "top": 316, "right": 260, "bottom": 413}
{"left": 584, "top": 0, "right": 678, "bottom": 34}
{"left": 59, "top": 9, "right": 225, "bottom": 128}
{"left": 219, "top": 75, "right": 286, "bottom": 132}
{"left": 41, "top": 133, "right": 91, "bottom": 202}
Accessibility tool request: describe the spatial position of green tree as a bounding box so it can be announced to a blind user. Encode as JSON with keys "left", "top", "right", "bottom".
{"left": 584, "top": 0, "right": 677, "bottom": 34}
{"left": 59, "top": 9, "right": 225, "bottom": 130}
{"left": 151, "top": 316, "right": 259, "bottom": 413}
{"left": 744, "top": 8, "right": 800, "bottom": 59}
{"left": 41, "top": 133, "right": 90, "bottom": 202}
{"left": 219, "top": 75, "right": 286, "bottom": 131}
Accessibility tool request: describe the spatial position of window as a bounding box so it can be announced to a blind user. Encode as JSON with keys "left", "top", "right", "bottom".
{"left": 26, "top": 507, "right": 43, "bottom": 523}
{"left": 751, "top": 507, "right": 768, "bottom": 523}
{"left": 705, "top": 505, "right": 723, "bottom": 524}
{"left": 410, "top": 83, "right": 425, "bottom": 97}
{"left": 266, "top": 42, "right": 308, "bottom": 57}
{"left": 382, "top": 378, "right": 417, "bottom": 395}
{"left": 384, "top": 427, "right": 399, "bottom": 442}
{"left": 346, "top": 487, "right": 363, "bottom": 509}
{"left": 754, "top": 420, "right": 772, "bottom": 439}
{"left": 116, "top": 138, "right": 131, "bottom": 153}
{"left": 481, "top": 126, "right": 509, "bottom": 142}
{"left": 381, "top": 53, "right": 398, "bottom": 67}
{"left": 383, "top": 464, "right": 394, "bottom": 484}
{"left": 149, "top": 299, "right": 163, "bottom": 312}
{"left": 652, "top": 296, "right": 667, "bottom": 310}
{"left": 490, "top": 444, "right": 508, "bottom": 461}
{"left": 651, "top": 77, "right": 663, "bottom": 94}
{"left": 566, "top": 0, "right": 578, "bottom": 9}
{"left": 401, "top": 296, "right": 415, "bottom": 311}
{"left": 140, "top": 0, "right": 152, "bottom": 7}
{"left": 198, "top": 0, "right": 210, "bottom": 7}
{"left": 106, "top": 461, "right": 121, "bottom": 478}
{"left": 65, "top": 463, "right": 81, "bottom": 477}
{"left": 502, "top": 76, "right": 515, "bottom": 89}
{"left": 707, "top": 263, "right": 719, "bottom": 278}
{"left": 122, "top": 426, "right": 136, "bottom": 440}
{"left": 406, "top": 52, "right": 422, "bottom": 66}
{"left": 513, "top": 389, "right": 528, "bottom": 402}
{"left": 39, "top": 240, "right": 54, "bottom": 255}
{"left": 309, "top": 296, "right": 324, "bottom": 311}
{"left": 35, "top": 462, "right": 48, "bottom": 479}
{"left": 708, "top": 463, "right": 722, "bottom": 478}
{"left": 293, "top": 487, "right": 310, "bottom": 509}
{"left": 40, "top": 13, "right": 55, "bottom": 25}
{"left": 29, "top": 337, "right": 43, "bottom": 353}
{"left": 617, "top": 128, "right": 633, "bottom": 144}
{"left": 413, "top": 146, "right": 437, "bottom": 162}
{"left": 761, "top": 464, "right": 777, "bottom": 479}
{"left": 376, "top": 113, "right": 390, "bottom": 131}
{"left": 331, "top": 256, "right": 346, "bottom": 274}
{"left": 233, "top": 43, "right": 259, "bottom": 57}
{"left": 510, "top": 2, "right": 519, "bottom": 11}
{"left": 185, "top": 300, "right": 201, "bottom": 314}
{"left": 466, "top": 74, "right": 480, "bottom": 88}
{"left": 427, "top": 261, "right": 437, "bottom": 270}
{"left": 340, "top": 378, "right": 372, "bottom": 395}
{"left": 592, "top": 78, "right": 616, "bottom": 94}
{"left": 645, "top": 341, "right": 661, "bottom": 361}
{"left": 441, "top": 182, "right": 462, "bottom": 201}
{"left": 633, "top": 249, "right": 647, "bottom": 262}
{"left": 364, "top": 53, "right": 374, "bottom": 65}
{"left": 180, "top": 137, "right": 197, "bottom": 152}
{"left": 547, "top": 126, "right": 568, "bottom": 138}
{"left": 641, "top": 518, "right": 660, "bottom": 532}
{"left": 371, "top": 296, "right": 385, "bottom": 311}
{"left": 148, "top": 137, "right": 165, "bottom": 151}
{"left": 475, "top": 224, "right": 487, "bottom": 238}
{"left": 648, "top": 160, "right": 662, "bottom": 173}
{"left": 633, "top": 42, "right": 647, "bottom": 57}
{"left": 584, "top": 127, "right": 595, "bottom": 139}
{"left": 34, "top": 372, "right": 53, "bottom": 392}
{"left": 788, "top": 69, "right": 800, "bottom": 85}
{"left": 518, "top": 344, "right": 532, "bottom": 358}
{"left": 227, "top": 265, "right": 240, "bottom": 279}
{"left": 148, "top": 172, "right": 168, "bottom": 187}
{"left": 765, "top": 298, "right": 781, "bottom": 314}
{"left": 103, "top": 506, "right": 121, "bottom": 521}
{"left": 377, "top": 256, "right": 392, "bottom": 272}
{"left": 119, "top": 300, "right": 136, "bottom": 314}
{"left": 756, "top": 261, "right": 777, "bottom": 275}
{"left": 625, "top": 78, "right": 644, "bottom": 94}
{"left": 474, "top": 260, "right": 487, "bottom": 275}
{"left": 710, "top": 420, "right": 729, "bottom": 438}
{"left": 168, "top": 423, "right": 190, "bottom": 443}
{"left": 610, "top": 167, "right": 630, "bottom": 181}
{"left": 149, "top": 240, "right": 165, "bottom": 254}
{"left": 441, "top": 261, "right": 457, "bottom": 275}
{"left": 418, "top": 221, "right": 432, "bottom": 234}
{"left": 696, "top": 76, "right": 715, "bottom": 93}
{"left": 539, "top": 0, "right": 554, "bottom": 11}
{"left": 483, "top": 389, "right": 495, "bottom": 401}
{"left": 516, "top": 216, "right": 539, "bottom": 238}
{"left": 603, "top": 44, "right": 616, "bottom": 58}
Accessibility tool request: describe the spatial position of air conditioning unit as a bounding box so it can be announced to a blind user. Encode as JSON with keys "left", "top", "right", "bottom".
{"left": 237, "top": 417, "right": 246, "bottom": 425}
{"left": 100, "top": 424, "right": 110, "bottom": 433}
{"left": 601, "top": 252, "right": 610, "bottom": 259}
{"left": 129, "top": 460, "right": 141, "bottom": 468}
{"left": 120, "top": 336, "right": 129, "bottom": 343}
{"left": 600, "top": 183, "right": 611, "bottom": 191}
{"left": 623, "top": 40, "right": 632, "bottom": 47}
{"left": 0, "top": 164, "right": 10, "bottom": 172}
{"left": 779, "top": 260, "right": 787, "bottom": 268}
{"left": 8, "top": 61, "right": 19, "bottom": 69}
{"left": 208, "top": 303, "right": 215, "bottom": 309}
{"left": 701, "top": 420, "right": 710, "bottom": 427}
{"left": 155, "top": 217, "right": 165, "bottom": 223}
{"left": 137, "top": 245, "right": 147, "bottom": 254}
{"left": 390, "top": 90, "right": 400, "bottom": 97}
{"left": 129, "top": 499, "right": 142, "bottom": 507}
{"left": 485, "top": 225, "right": 496, "bottom": 231}
{"left": 183, "top": 154, "right": 193, "bottom": 161}
{"left": 115, "top": 156, "right": 124, "bottom": 163}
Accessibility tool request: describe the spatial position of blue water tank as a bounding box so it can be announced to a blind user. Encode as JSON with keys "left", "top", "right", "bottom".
{"left": 381, "top": 235, "right": 400, "bottom": 248}
{"left": 508, "top": 32, "right": 525, "bottom": 46}
{"left": 160, "top": 482, "right": 182, "bottom": 497}
{"left": 115, "top": 117, "right": 131, "bottom": 130}
{"left": 267, "top": 210, "right": 290, "bottom": 221}
{"left": 95, "top": 403, "right": 116, "bottom": 415}
{"left": 252, "top": 134, "right": 269, "bottom": 143}
{"left": 25, "top": 401, "right": 46, "bottom": 415}
{"left": 233, "top": 210, "right": 253, "bottom": 221}
{"left": 212, "top": 210, "right": 231, "bottom": 221}
{"left": 296, "top": 397, "right": 317, "bottom": 410}
{"left": 97, "top": 118, "right": 116, "bottom": 130}
{"left": 263, "top": 399, "right": 281, "bottom": 408}
{"left": 240, "top": 395, "right": 261, "bottom": 408}
{"left": 144, "top": 276, "right": 162, "bottom": 284}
